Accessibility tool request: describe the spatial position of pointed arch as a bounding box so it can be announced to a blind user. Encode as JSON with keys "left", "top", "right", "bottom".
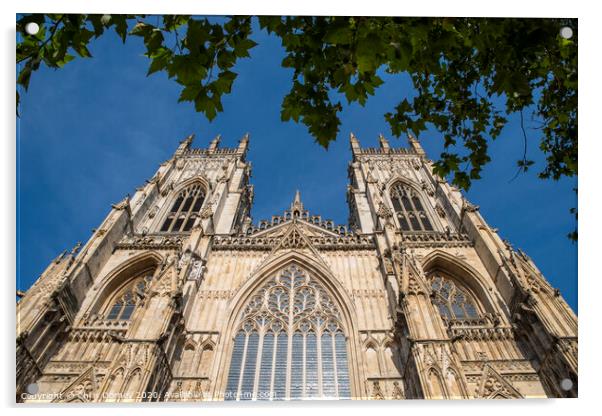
{"left": 173, "top": 175, "right": 211, "bottom": 194}
{"left": 421, "top": 250, "right": 500, "bottom": 316}
{"left": 386, "top": 177, "right": 441, "bottom": 232}
{"left": 178, "top": 342, "right": 197, "bottom": 376}
{"left": 52, "top": 365, "right": 97, "bottom": 403}
{"left": 102, "top": 367, "right": 125, "bottom": 402}
{"left": 427, "top": 367, "right": 446, "bottom": 399}
{"left": 214, "top": 251, "right": 363, "bottom": 400}
{"left": 222, "top": 250, "right": 361, "bottom": 342}
{"left": 86, "top": 252, "right": 163, "bottom": 318}
{"left": 200, "top": 339, "right": 216, "bottom": 350}
{"left": 362, "top": 331, "right": 379, "bottom": 349}
{"left": 445, "top": 367, "right": 467, "bottom": 399}
{"left": 121, "top": 367, "right": 143, "bottom": 399}
{"left": 157, "top": 177, "right": 209, "bottom": 233}
{"left": 476, "top": 364, "right": 524, "bottom": 399}
{"left": 198, "top": 343, "right": 215, "bottom": 377}
{"left": 183, "top": 337, "right": 198, "bottom": 350}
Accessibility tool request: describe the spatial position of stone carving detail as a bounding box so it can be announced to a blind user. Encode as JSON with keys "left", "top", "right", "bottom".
{"left": 371, "top": 381, "right": 384, "bottom": 400}
{"left": 407, "top": 276, "right": 423, "bottom": 296}
{"left": 421, "top": 179, "right": 435, "bottom": 197}
{"left": 392, "top": 381, "right": 403, "bottom": 400}
{"left": 116, "top": 234, "right": 183, "bottom": 251}
{"left": 366, "top": 170, "right": 377, "bottom": 184}
{"left": 178, "top": 251, "right": 192, "bottom": 269}
{"left": 51, "top": 365, "right": 102, "bottom": 403}
{"left": 112, "top": 195, "right": 130, "bottom": 211}
{"left": 161, "top": 182, "right": 174, "bottom": 197}
{"left": 16, "top": 135, "right": 577, "bottom": 402}
{"left": 475, "top": 365, "right": 523, "bottom": 399}
{"left": 148, "top": 205, "right": 159, "bottom": 218}
{"left": 376, "top": 201, "right": 393, "bottom": 219}
{"left": 188, "top": 260, "right": 205, "bottom": 282}
{"left": 213, "top": 232, "right": 374, "bottom": 251}
{"left": 150, "top": 259, "right": 178, "bottom": 297}
{"left": 398, "top": 231, "right": 473, "bottom": 248}
{"left": 280, "top": 229, "right": 306, "bottom": 249}
{"left": 382, "top": 254, "right": 395, "bottom": 275}
{"left": 464, "top": 200, "right": 480, "bottom": 212}
{"left": 200, "top": 205, "right": 213, "bottom": 219}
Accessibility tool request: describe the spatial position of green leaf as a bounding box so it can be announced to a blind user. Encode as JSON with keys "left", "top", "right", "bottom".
{"left": 112, "top": 15, "right": 129, "bottom": 42}
{"left": 147, "top": 47, "right": 172, "bottom": 75}
{"left": 324, "top": 25, "right": 352, "bottom": 45}
{"left": 233, "top": 38, "right": 257, "bottom": 58}
{"left": 178, "top": 84, "right": 201, "bottom": 102}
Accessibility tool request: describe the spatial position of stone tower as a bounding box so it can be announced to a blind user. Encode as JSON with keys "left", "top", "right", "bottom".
{"left": 16, "top": 132, "right": 577, "bottom": 402}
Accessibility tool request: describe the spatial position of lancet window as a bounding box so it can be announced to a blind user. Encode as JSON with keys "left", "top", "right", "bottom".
{"left": 160, "top": 184, "right": 205, "bottom": 232}
{"left": 390, "top": 183, "right": 433, "bottom": 231}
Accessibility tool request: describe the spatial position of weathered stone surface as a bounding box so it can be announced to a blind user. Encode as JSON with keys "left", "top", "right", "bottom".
{"left": 16, "top": 133, "right": 577, "bottom": 402}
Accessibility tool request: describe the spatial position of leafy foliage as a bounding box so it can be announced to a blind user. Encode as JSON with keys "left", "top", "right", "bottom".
{"left": 16, "top": 15, "right": 577, "bottom": 238}
{"left": 17, "top": 14, "right": 256, "bottom": 122}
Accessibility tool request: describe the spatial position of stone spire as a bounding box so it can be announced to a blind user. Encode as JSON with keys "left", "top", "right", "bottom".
{"left": 350, "top": 132, "right": 361, "bottom": 154}
{"left": 378, "top": 133, "right": 390, "bottom": 152}
{"left": 238, "top": 132, "right": 250, "bottom": 154}
{"left": 208, "top": 134, "right": 221, "bottom": 153}
{"left": 407, "top": 132, "right": 425, "bottom": 156}
{"left": 174, "top": 133, "right": 194, "bottom": 157}
{"left": 291, "top": 190, "right": 304, "bottom": 216}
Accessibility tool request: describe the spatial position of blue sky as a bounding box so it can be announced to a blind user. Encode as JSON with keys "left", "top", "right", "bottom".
{"left": 17, "top": 17, "right": 577, "bottom": 311}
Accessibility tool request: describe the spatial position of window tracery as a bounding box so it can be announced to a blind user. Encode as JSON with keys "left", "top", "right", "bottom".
{"left": 160, "top": 184, "right": 205, "bottom": 233}
{"left": 105, "top": 268, "right": 154, "bottom": 321}
{"left": 225, "top": 264, "right": 350, "bottom": 401}
{"left": 390, "top": 183, "right": 433, "bottom": 231}
{"left": 429, "top": 273, "right": 479, "bottom": 320}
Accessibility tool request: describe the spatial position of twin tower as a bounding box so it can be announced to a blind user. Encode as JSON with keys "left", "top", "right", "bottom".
{"left": 17, "top": 132, "right": 577, "bottom": 402}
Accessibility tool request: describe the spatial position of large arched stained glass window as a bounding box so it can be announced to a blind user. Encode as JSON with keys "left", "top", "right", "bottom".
{"left": 429, "top": 274, "right": 479, "bottom": 320}
{"left": 390, "top": 183, "right": 433, "bottom": 232}
{"left": 160, "top": 184, "right": 205, "bottom": 233}
{"left": 105, "top": 268, "right": 154, "bottom": 321}
{"left": 225, "top": 264, "right": 351, "bottom": 401}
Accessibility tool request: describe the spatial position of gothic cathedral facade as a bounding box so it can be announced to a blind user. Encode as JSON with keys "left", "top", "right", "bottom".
{"left": 16, "top": 133, "right": 577, "bottom": 402}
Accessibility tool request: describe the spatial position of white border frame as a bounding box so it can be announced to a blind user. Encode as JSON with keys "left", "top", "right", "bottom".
{"left": 4, "top": 2, "right": 598, "bottom": 415}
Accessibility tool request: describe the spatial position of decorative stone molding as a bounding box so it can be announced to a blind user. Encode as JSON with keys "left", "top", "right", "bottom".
{"left": 116, "top": 234, "right": 183, "bottom": 251}
{"left": 370, "top": 380, "right": 384, "bottom": 399}
{"left": 112, "top": 195, "right": 130, "bottom": 211}
{"left": 197, "top": 290, "right": 236, "bottom": 300}
{"left": 212, "top": 234, "right": 375, "bottom": 251}
{"left": 280, "top": 229, "right": 306, "bottom": 249}
{"left": 16, "top": 135, "right": 576, "bottom": 402}
{"left": 376, "top": 201, "right": 393, "bottom": 219}
{"left": 397, "top": 231, "right": 473, "bottom": 248}
{"left": 474, "top": 364, "right": 524, "bottom": 399}
{"left": 462, "top": 359, "right": 535, "bottom": 374}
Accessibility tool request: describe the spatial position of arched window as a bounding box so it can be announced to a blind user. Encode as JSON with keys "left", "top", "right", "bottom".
{"left": 225, "top": 264, "right": 351, "bottom": 401}
{"left": 105, "top": 268, "right": 154, "bottom": 321}
{"left": 390, "top": 183, "right": 433, "bottom": 231}
{"left": 429, "top": 273, "right": 479, "bottom": 320}
{"left": 160, "top": 184, "right": 205, "bottom": 233}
